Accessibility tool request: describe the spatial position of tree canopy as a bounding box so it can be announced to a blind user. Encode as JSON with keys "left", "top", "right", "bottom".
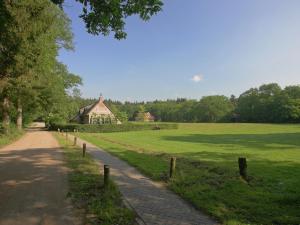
{"left": 51, "top": 0, "right": 163, "bottom": 39}
{"left": 0, "top": 0, "right": 80, "bottom": 132}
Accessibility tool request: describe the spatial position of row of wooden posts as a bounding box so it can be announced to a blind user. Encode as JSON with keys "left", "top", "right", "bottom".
{"left": 58, "top": 128, "right": 111, "bottom": 187}
{"left": 58, "top": 128, "right": 248, "bottom": 181}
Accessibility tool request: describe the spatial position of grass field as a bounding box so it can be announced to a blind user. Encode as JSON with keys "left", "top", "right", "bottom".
{"left": 77, "top": 123, "right": 300, "bottom": 225}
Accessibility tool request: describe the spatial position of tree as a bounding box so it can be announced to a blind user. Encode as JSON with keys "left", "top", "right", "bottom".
{"left": 194, "top": 96, "right": 234, "bottom": 122}
{"left": 51, "top": 0, "right": 163, "bottom": 39}
{"left": 135, "top": 105, "right": 146, "bottom": 121}
{"left": 0, "top": 0, "right": 75, "bottom": 131}
{"left": 236, "top": 88, "right": 260, "bottom": 122}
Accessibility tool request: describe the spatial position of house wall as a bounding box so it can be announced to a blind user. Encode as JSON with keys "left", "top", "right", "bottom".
{"left": 86, "top": 102, "right": 118, "bottom": 124}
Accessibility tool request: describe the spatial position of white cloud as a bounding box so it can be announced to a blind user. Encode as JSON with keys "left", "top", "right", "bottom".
{"left": 191, "top": 74, "right": 203, "bottom": 83}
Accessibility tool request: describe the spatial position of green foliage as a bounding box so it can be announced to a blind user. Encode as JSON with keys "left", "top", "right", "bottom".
{"left": 103, "top": 83, "right": 300, "bottom": 124}
{"left": 104, "top": 103, "right": 128, "bottom": 123}
{"left": 0, "top": 0, "right": 82, "bottom": 129}
{"left": 54, "top": 133, "right": 135, "bottom": 225}
{"left": 194, "top": 95, "right": 234, "bottom": 122}
{"left": 52, "top": 0, "right": 163, "bottom": 39}
{"left": 0, "top": 124, "right": 23, "bottom": 147}
{"left": 114, "top": 111, "right": 128, "bottom": 123}
{"left": 78, "top": 123, "right": 300, "bottom": 225}
{"left": 237, "top": 83, "right": 300, "bottom": 122}
{"left": 135, "top": 105, "right": 146, "bottom": 121}
{"left": 50, "top": 122, "right": 178, "bottom": 133}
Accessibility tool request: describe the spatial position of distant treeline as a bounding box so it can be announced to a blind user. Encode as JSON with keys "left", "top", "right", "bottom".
{"left": 101, "top": 83, "right": 300, "bottom": 123}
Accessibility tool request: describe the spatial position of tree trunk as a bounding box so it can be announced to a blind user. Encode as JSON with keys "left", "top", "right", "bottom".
{"left": 17, "top": 98, "right": 22, "bottom": 131}
{"left": 2, "top": 96, "right": 10, "bottom": 134}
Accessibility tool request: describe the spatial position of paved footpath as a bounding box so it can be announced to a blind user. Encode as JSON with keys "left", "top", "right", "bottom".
{"left": 0, "top": 130, "right": 81, "bottom": 225}
{"left": 69, "top": 134, "right": 218, "bottom": 225}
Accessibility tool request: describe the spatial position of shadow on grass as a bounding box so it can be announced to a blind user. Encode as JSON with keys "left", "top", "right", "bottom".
{"left": 162, "top": 133, "right": 300, "bottom": 150}
{"left": 115, "top": 149, "right": 300, "bottom": 224}
{"left": 78, "top": 133, "right": 300, "bottom": 224}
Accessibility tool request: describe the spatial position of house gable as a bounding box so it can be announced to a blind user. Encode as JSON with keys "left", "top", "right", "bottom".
{"left": 87, "top": 101, "right": 113, "bottom": 116}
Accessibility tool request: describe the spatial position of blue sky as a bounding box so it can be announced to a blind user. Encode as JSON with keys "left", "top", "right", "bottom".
{"left": 58, "top": 0, "right": 300, "bottom": 101}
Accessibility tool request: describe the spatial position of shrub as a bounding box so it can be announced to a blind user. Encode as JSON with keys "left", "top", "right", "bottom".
{"left": 49, "top": 122, "right": 178, "bottom": 133}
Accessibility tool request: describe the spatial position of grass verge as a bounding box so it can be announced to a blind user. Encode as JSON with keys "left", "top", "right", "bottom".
{"left": 54, "top": 133, "right": 135, "bottom": 225}
{"left": 0, "top": 125, "right": 23, "bottom": 148}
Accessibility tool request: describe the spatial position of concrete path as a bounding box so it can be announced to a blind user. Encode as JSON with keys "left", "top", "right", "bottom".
{"left": 69, "top": 134, "right": 218, "bottom": 225}
{"left": 0, "top": 130, "right": 82, "bottom": 225}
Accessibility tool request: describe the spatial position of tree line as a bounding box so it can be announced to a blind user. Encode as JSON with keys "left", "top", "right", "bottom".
{"left": 103, "top": 83, "right": 300, "bottom": 123}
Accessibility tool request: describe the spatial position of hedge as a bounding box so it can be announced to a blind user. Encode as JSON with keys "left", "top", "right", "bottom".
{"left": 49, "top": 122, "right": 178, "bottom": 133}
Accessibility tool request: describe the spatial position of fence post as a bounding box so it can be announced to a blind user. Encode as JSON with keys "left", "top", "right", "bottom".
{"left": 74, "top": 136, "right": 77, "bottom": 146}
{"left": 104, "top": 165, "right": 110, "bottom": 188}
{"left": 82, "top": 143, "right": 86, "bottom": 157}
{"left": 66, "top": 130, "right": 68, "bottom": 141}
{"left": 169, "top": 157, "right": 176, "bottom": 178}
{"left": 238, "top": 157, "right": 247, "bottom": 180}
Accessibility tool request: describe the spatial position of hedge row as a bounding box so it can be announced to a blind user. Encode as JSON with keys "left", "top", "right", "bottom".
{"left": 49, "top": 122, "right": 178, "bottom": 133}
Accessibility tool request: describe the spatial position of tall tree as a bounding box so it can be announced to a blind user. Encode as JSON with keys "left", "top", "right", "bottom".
{"left": 0, "top": 0, "right": 74, "bottom": 131}
{"left": 194, "top": 96, "right": 234, "bottom": 122}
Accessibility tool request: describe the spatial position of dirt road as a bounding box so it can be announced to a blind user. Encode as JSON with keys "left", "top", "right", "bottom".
{"left": 0, "top": 130, "right": 81, "bottom": 225}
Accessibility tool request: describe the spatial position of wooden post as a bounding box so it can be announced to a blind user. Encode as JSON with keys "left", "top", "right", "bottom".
{"left": 238, "top": 157, "right": 247, "bottom": 179}
{"left": 104, "top": 165, "right": 110, "bottom": 188}
{"left": 169, "top": 157, "right": 176, "bottom": 178}
{"left": 66, "top": 130, "right": 68, "bottom": 141}
{"left": 74, "top": 136, "right": 77, "bottom": 146}
{"left": 82, "top": 143, "right": 86, "bottom": 157}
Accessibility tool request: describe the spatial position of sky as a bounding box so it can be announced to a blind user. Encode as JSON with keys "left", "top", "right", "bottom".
{"left": 58, "top": 0, "right": 300, "bottom": 102}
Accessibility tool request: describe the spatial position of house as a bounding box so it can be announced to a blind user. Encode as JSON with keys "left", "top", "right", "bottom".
{"left": 71, "top": 96, "right": 121, "bottom": 124}
{"left": 135, "top": 112, "right": 155, "bottom": 122}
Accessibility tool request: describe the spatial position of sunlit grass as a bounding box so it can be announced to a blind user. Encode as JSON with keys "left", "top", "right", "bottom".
{"left": 0, "top": 126, "right": 23, "bottom": 148}
{"left": 77, "top": 123, "right": 300, "bottom": 225}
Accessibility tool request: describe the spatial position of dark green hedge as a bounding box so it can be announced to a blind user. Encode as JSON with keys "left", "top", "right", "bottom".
{"left": 49, "top": 122, "right": 178, "bottom": 133}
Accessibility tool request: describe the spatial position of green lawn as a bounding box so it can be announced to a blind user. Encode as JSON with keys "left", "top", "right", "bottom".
{"left": 77, "top": 123, "right": 300, "bottom": 225}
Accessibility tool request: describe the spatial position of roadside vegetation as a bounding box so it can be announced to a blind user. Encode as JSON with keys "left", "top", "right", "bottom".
{"left": 77, "top": 123, "right": 300, "bottom": 225}
{"left": 54, "top": 133, "right": 135, "bottom": 225}
{"left": 0, "top": 125, "right": 23, "bottom": 148}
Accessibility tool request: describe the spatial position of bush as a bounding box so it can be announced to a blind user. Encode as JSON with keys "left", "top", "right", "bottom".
{"left": 49, "top": 122, "right": 178, "bottom": 133}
